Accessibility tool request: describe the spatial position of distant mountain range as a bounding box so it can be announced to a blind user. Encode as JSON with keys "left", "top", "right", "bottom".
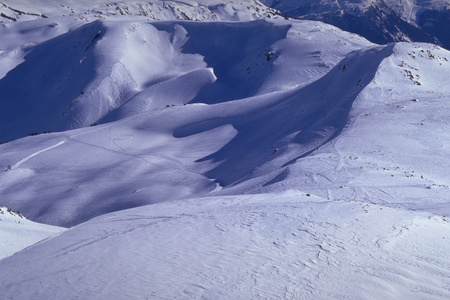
{"left": 262, "top": 0, "right": 450, "bottom": 49}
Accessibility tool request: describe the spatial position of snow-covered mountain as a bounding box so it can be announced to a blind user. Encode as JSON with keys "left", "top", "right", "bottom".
{"left": 0, "top": 17, "right": 376, "bottom": 226}
{"left": 0, "top": 0, "right": 449, "bottom": 298}
{"left": 0, "top": 0, "right": 280, "bottom": 22}
{"left": 262, "top": 0, "right": 450, "bottom": 49}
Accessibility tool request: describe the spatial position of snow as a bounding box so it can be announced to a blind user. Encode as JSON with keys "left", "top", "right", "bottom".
{"left": 0, "top": 0, "right": 449, "bottom": 298}
{"left": 0, "top": 17, "right": 378, "bottom": 227}
{"left": 0, "top": 206, "right": 64, "bottom": 260}
{"left": 0, "top": 192, "right": 449, "bottom": 299}
{"left": 0, "top": 0, "right": 279, "bottom": 22}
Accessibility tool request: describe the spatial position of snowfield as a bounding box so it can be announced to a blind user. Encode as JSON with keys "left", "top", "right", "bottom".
{"left": 0, "top": 206, "right": 64, "bottom": 260}
{"left": 0, "top": 192, "right": 449, "bottom": 299}
{"left": 0, "top": 0, "right": 449, "bottom": 299}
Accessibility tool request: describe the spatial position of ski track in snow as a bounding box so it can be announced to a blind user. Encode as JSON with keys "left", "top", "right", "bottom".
{"left": 10, "top": 121, "right": 115, "bottom": 169}
{"left": 12, "top": 140, "right": 66, "bottom": 169}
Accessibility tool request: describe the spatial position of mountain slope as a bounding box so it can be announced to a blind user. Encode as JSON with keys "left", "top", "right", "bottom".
{"left": 0, "top": 192, "right": 448, "bottom": 299}
{"left": 0, "top": 18, "right": 378, "bottom": 226}
{"left": 0, "top": 206, "right": 64, "bottom": 260}
{"left": 0, "top": 1, "right": 449, "bottom": 298}
{"left": 0, "top": 0, "right": 280, "bottom": 22}
{"left": 1, "top": 20, "right": 449, "bottom": 227}
{"left": 262, "top": 0, "right": 450, "bottom": 49}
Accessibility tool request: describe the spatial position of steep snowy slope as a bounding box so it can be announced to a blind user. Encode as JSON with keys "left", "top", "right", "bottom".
{"left": 3, "top": 18, "right": 367, "bottom": 143}
{"left": 268, "top": 42, "right": 450, "bottom": 215}
{"left": 1, "top": 15, "right": 449, "bottom": 229}
{"left": 0, "top": 18, "right": 376, "bottom": 226}
{"left": 262, "top": 0, "right": 450, "bottom": 49}
{"left": 0, "top": 192, "right": 449, "bottom": 299}
{"left": 0, "top": 19, "right": 215, "bottom": 142}
{"left": 0, "top": 206, "right": 64, "bottom": 260}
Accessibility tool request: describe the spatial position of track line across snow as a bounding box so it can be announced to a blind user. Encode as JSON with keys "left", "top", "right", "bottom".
{"left": 12, "top": 140, "right": 66, "bottom": 169}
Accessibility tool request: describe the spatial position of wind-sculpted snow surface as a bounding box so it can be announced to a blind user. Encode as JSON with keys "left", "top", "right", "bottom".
{"left": 174, "top": 44, "right": 394, "bottom": 187}
{"left": 0, "top": 18, "right": 377, "bottom": 226}
{"left": 0, "top": 192, "right": 449, "bottom": 299}
{"left": 0, "top": 1, "right": 450, "bottom": 297}
{"left": 0, "top": 19, "right": 289, "bottom": 142}
{"left": 0, "top": 20, "right": 449, "bottom": 228}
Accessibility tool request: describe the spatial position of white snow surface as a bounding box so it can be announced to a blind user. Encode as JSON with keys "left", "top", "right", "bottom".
{"left": 0, "top": 192, "right": 449, "bottom": 299}
{"left": 0, "top": 0, "right": 449, "bottom": 298}
{"left": 0, "top": 206, "right": 64, "bottom": 260}
{"left": 0, "top": 17, "right": 375, "bottom": 226}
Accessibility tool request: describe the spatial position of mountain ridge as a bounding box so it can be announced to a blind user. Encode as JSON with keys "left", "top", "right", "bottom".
{"left": 262, "top": 0, "right": 450, "bottom": 49}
